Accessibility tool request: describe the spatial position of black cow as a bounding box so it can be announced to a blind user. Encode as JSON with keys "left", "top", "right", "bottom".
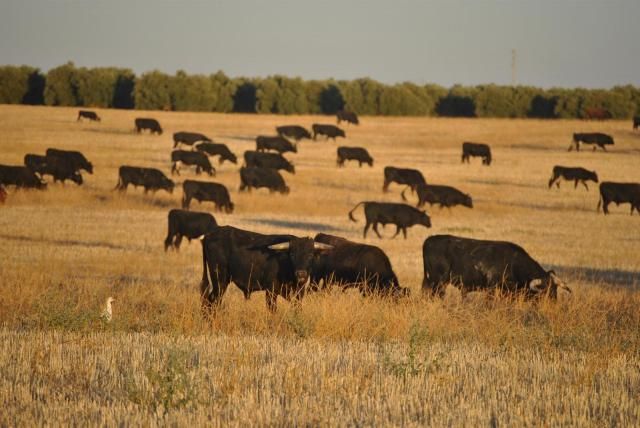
{"left": 570, "top": 133, "right": 614, "bottom": 152}
{"left": 173, "top": 131, "right": 211, "bottom": 149}
{"left": 244, "top": 151, "right": 295, "bottom": 174}
{"left": 462, "top": 142, "right": 492, "bottom": 165}
{"left": 199, "top": 226, "right": 333, "bottom": 312}
{"left": 633, "top": 116, "right": 640, "bottom": 130}
{"left": 164, "top": 209, "right": 217, "bottom": 251}
{"left": 256, "top": 136, "right": 297, "bottom": 154}
{"left": 171, "top": 150, "right": 215, "bottom": 176}
{"left": 115, "top": 166, "right": 174, "bottom": 194}
{"left": 25, "top": 154, "right": 83, "bottom": 185}
{"left": 336, "top": 110, "right": 359, "bottom": 125}
{"left": 240, "top": 167, "right": 289, "bottom": 194}
{"left": 276, "top": 125, "right": 312, "bottom": 141}
{"left": 337, "top": 146, "right": 373, "bottom": 167}
{"left": 349, "top": 201, "right": 431, "bottom": 239}
{"left": 383, "top": 166, "right": 426, "bottom": 193}
{"left": 548, "top": 166, "right": 598, "bottom": 191}
{"left": 0, "top": 165, "right": 46, "bottom": 189}
{"left": 195, "top": 142, "right": 238, "bottom": 165}
{"left": 312, "top": 124, "right": 346, "bottom": 140}
{"left": 597, "top": 182, "right": 640, "bottom": 215}
{"left": 182, "top": 180, "right": 234, "bottom": 212}
{"left": 422, "top": 234, "right": 571, "bottom": 299}
{"left": 311, "top": 233, "right": 408, "bottom": 297}
{"left": 402, "top": 184, "right": 473, "bottom": 209}
{"left": 46, "top": 148, "right": 93, "bottom": 174}
{"left": 135, "top": 118, "right": 163, "bottom": 135}
{"left": 77, "top": 110, "right": 100, "bottom": 122}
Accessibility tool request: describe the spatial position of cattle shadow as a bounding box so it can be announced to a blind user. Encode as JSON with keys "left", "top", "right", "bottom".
{"left": 492, "top": 200, "right": 596, "bottom": 213}
{"left": 245, "top": 218, "right": 349, "bottom": 234}
{"left": 219, "top": 135, "right": 256, "bottom": 142}
{"left": 465, "top": 178, "right": 540, "bottom": 190}
{"left": 547, "top": 264, "right": 640, "bottom": 288}
{"left": 82, "top": 127, "right": 137, "bottom": 136}
{"left": 509, "top": 144, "right": 559, "bottom": 152}
{"left": 0, "top": 233, "right": 133, "bottom": 251}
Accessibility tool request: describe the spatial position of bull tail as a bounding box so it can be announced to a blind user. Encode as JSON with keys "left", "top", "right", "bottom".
{"left": 200, "top": 239, "right": 212, "bottom": 300}
{"left": 348, "top": 202, "right": 365, "bottom": 222}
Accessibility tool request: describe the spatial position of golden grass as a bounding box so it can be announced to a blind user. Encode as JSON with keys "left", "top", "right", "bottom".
{"left": 1, "top": 105, "right": 639, "bottom": 425}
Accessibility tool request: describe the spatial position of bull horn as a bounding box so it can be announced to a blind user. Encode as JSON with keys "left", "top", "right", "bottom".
{"left": 529, "top": 278, "right": 545, "bottom": 292}
{"left": 268, "top": 242, "right": 290, "bottom": 250}
{"left": 313, "top": 242, "right": 333, "bottom": 250}
{"left": 549, "top": 271, "right": 572, "bottom": 294}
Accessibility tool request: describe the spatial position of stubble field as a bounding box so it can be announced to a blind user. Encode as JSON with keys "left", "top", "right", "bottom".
{"left": 0, "top": 105, "right": 639, "bottom": 426}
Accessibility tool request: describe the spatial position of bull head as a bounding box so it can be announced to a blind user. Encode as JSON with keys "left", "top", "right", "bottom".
{"left": 268, "top": 238, "right": 334, "bottom": 285}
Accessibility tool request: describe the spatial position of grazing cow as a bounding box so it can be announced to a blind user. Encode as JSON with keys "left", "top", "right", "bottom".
{"left": 597, "top": 182, "right": 640, "bottom": 215}
{"left": 276, "top": 125, "right": 312, "bottom": 141}
{"left": 164, "top": 209, "right": 217, "bottom": 251}
{"left": 182, "top": 180, "right": 234, "bottom": 212}
{"left": 336, "top": 110, "right": 359, "bottom": 125}
{"left": 195, "top": 142, "right": 238, "bottom": 164}
{"left": 337, "top": 146, "right": 373, "bottom": 167}
{"left": 311, "top": 233, "right": 408, "bottom": 297}
{"left": 312, "top": 124, "right": 346, "bottom": 140}
{"left": 171, "top": 150, "right": 215, "bottom": 176}
{"left": 135, "top": 118, "right": 163, "bottom": 135}
{"left": 383, "top": 166, "right": 426, "bottom": 193}
{"left": 0, "top": 165, "right": 46, "bottom": 189}
{"left": 348, "top": 201, "right": 431, "bottom": 239}
{"left": 256, "top": 136, "right": 297, "bottom": 154}
{"left": 422, "top": 234, "right": 571, "bottom": 299}
{"left": 244, "top": 151, "right": 295, "bottom": 174}
{"left": 115, "top": 166, "right": 174, "bottom": 194}
{"left": 240, "top": 167, "right": 289, "bottom": 194}
{"left": 25, "top": 154, "right": 83, "bottom": 185}
{"left": 584, "top": 107, "right": 611, "bottom": 120}
{"left": 0, "top": 185, "right": 6, "bottom": 203}
{"left": 548, "top": 166, "right": 598, "bottom": 190}
{"left": 402, "top": 184, "right": 473, "bottom": 209}
{"left": 634, "top": 116, "right": 640, "bottom": 130}
{"left": 570, "top": 133, "right": 614, "bottom": 152}
{"left": 462, "top": 142, "right": 492, "bottom": 165}
{"left": 46, "top": 148, "right": 93, "bottom": 174}
{"left": 77, "top": 110, "right": 100, "bottom": 122}
{"left": 199, "top": 226, "right": 333, "bottom": 312}
{"left": 173, "top": 131, "right": 211, "bottom": 149}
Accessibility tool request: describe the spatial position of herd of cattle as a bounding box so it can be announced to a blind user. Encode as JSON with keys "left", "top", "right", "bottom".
{"left": 1, "top": 109, "right": 639, "bottom": 312}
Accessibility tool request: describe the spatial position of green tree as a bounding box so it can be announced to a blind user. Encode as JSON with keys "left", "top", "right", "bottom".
{"left": 44, "top": 62, "right": 80, "bottom": 106}
{"left": 134, "top": 70, "right": 172, "bottom": 110}
{"left": 0, "top": 66, "right": 44, "bottom": 104}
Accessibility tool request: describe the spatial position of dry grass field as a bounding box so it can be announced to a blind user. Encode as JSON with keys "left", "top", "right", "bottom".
{"left": 1, "top": 104, "right": 639, "bottom": 426}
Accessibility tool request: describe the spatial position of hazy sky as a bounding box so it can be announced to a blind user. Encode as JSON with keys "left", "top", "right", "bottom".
{"left": 1, "top": 1, "right": 638, "bottom": 88}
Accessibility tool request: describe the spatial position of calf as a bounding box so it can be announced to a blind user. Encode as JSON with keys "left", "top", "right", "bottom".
{"left": 312, "top": 124, "right": 346, "bottom": 140}
{"left": 311, "top": 233, "right": 408, "bottom": 297}
{"left": 422, "top": 234, "right": 571, "bottom": 299}
{"left": 164, "top": 209, "right": 217, "bottom": 251}
{"left": 244, "top": 151, "right": 295, "bottom": 174}
{"left": 336, "top": 110, "right": 359, "bottom": 125}
{"left": 135, "top": 118, "right": 163, "bottom": 135}
{"left": 276, "top": 125, "right": 312, "bottom": 141}
{"left": 77, "top": 110, "right": 100, "bottom": 122}
{"left": 171, "top": 150, "right": 215, "bottom": 176}
{"left": 239, "top": 167, "right": 289, "bottom": 194}
{"left": 402, "top": 184, "right": 473, "bottom": 209}
{"left": 173, "top": 131, "right": 211, "bottom": 149}
{"left": 256, "top": 135, "right": 297, "bottom": 154}
{"left": 548, "top": 166, "right": 598, "bottom": 190}
{"left": 462, "top": 142, "right": 492, "bottom": 165}
{"left": 46, "top": 148, "right": 93, "bottom": 174}
{"left": 570, "top": 133, "right": 614, "bottom": 152}
{"left": 115, "top": 166, "right": 174, "bottom": 194}
{"left": 349, "top": 201, "right": 431, "bottom": 239}
{"left": 182, "top": 180, "right": 234, "bottom": 212}
{"left": 383, "top": 166, "right": 426, "bottom": 193}
{"left": 0, "top": 165, "right": 46, "bottom": 189}
{"left": 597, "top": 182, "right": 640, "bottom": 215}
{"left": 337, "top": 146, "right": 373, "bottom": 167}
{"left": 195, "top": 142, "right": 238, "bottom": 164}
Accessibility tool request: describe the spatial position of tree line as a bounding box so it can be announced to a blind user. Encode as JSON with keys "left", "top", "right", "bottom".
{"left": 1, "top": 62, "right": 639, "bottom": 118}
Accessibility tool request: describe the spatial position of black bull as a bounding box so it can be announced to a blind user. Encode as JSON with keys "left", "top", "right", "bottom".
{"left": 200, "top": 226, "right": 333, "bottom": 312}
{"left": 422, "top": 234, "right": 571, "bottom": 299}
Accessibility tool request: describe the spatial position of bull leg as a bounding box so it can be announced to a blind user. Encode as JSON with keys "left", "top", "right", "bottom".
{"left": 173, "top": 235, "right": 183, "bottom": 250}
{"left": 593, "top": 145, "right": 597, "bottom": 152}
{"left": 201, "top": 267, "right": 230, "bottom": 314}
{"left": 391, "top": 225, "right": 401, "bottom": 239}
{"left": 602, "top": 200, "right": 610, "bottom": 215}
{"left": 574, "top": 179, "right": 579, "bottom": 189}
{"left": 601, "top": 144, "right": 607, "bottom": 152}
{"left": 548, "top": 175, "right": 557, "bottom": 188}
{"left": 265, "top": 290, "right": 278, "bottom": 312}
{"left": 402, "top": 227, "right": 408, "bottom": 239}
{"left": 382, "top": 179, "right": 390, "bottom": 192}
{"left": 581, "top": 181, "right": 589, "bottom": 191}
{"left": 372, "top": 222, "right": 383, "bottom": 239}
{"left": 363, "top": 221, "right": 371, "bottom": 239}
{"left": 195, "top": 166, "right": 202, "bottom": 175}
